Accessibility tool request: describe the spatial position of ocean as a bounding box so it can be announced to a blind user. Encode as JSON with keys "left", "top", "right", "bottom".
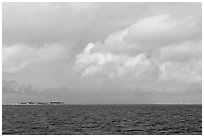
{"left": 2, "top": 104, "right": 202, "bottom": 135}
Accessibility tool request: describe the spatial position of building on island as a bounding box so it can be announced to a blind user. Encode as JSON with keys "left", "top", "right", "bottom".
{"left": 49, "top": 101, "right": 64, "bottom": 105}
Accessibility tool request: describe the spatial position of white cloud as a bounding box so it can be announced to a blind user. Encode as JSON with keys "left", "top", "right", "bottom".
{"left": 159, "top": 40, "right": 201, "bottom": 63}
{"left": 74, "top": 42, "right": 155, "bottom": 78}
{"left": 74, "top": 13, "right": 201, "bottom": 94}
{"left": 124, "top": 14, "right": 200, "bottom": 45}
{"left": 3, "top": 44, "right": 69, "bottom": 73}
{"left": 98, "top": 13, "right": 201, "bottom": 55}
{"left": 160, "top": 60, "right": 201, "bottom": 83}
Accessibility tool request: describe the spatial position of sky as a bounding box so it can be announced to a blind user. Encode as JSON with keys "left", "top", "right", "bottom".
{"left": 2, "top": 2, "right": 202, "bottom": 104}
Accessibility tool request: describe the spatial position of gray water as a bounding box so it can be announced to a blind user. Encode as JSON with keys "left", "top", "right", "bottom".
{"left": 2, "top": 105, "right": 202, "bottom": 135}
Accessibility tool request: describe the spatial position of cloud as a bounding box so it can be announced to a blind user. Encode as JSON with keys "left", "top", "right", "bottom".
{"left": 74, "top": 13, "right": 201, "bottom": 94}
{"left": 3, "top": 3, "right": 201, "bottom": 48}
{"left": 158, "top": 60, "right": 201, "bottom": 83}
{"left": 74, "top": 43, "right": 156, "bottom": 78}
{"left": 2, "top": 3, "right": 202, "bottom": 103}
{"left": 2, "top": 80, "right": 37, "bottom": 94}
{"left": 3, "top": 3, "right": 141, "bottom": 46}
{"left": 2, "top": 80, "right": 77, "bottom": 99}
{"left": 158, "top": 40, "right": 201, "bottom": 63}
{"left": 94, "top": 13, "right": 201, "bottom": 55}
{"left": 3, "top": 44, "right": 69, "bottom": 73}
{"left": 124, "top": 14, "right": 201, "bottom": 47}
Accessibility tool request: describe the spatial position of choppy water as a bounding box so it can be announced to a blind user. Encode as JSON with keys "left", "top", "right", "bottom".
{"left": 2, "top": 105, "right": 202, "bottom": 135}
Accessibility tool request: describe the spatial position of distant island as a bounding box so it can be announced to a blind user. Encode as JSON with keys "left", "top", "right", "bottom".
{"left": 10, "top": 101, "right": 64, "bottom": 105}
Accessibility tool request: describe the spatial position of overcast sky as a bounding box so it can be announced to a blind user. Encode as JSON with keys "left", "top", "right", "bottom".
{"left": 2, "top": 2, "right": 202, "bottom": 104}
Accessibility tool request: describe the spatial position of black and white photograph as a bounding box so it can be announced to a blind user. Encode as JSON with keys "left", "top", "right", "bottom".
{"left": 2, "top": 2, "right": 202, "bottom": 135}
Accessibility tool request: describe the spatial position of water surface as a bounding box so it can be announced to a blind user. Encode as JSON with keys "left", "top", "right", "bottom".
{"left": 2, "top": 105, "right": 202, "bottom": 135}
